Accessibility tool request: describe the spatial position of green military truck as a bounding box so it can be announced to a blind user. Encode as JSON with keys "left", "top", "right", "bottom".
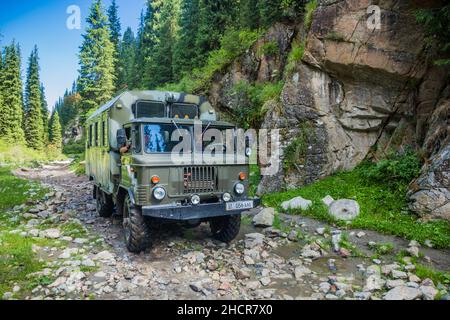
{"left": 85, "top": 90, "right": 259, "bottom": 253}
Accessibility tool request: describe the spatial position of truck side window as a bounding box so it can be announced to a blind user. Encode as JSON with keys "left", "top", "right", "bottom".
{"left": 102, "top": 121, "right": 106, "bottom": 147}
{"left": 89, "top": 124, "right": 93, "bottom": 148}
{"left": 94, "top": 122, "right": 99, "bottom": 146}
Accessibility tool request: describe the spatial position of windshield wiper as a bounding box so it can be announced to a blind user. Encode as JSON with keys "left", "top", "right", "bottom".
{"left": 171, "top": 119, "right": 183, "bottom": 137}
{"left": 202, "top": 122, "right": 211, "bottom": 136}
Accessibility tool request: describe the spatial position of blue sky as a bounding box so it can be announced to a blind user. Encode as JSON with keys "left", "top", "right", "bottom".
{"left": 0, "top": 0, "right": 146, "bottom": 110}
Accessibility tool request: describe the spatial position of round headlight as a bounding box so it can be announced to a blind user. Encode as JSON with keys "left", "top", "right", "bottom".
{"left": 153, "top": 187, "right": 166, "bottom": 200}
{"left": 234, "top": 183, "right": 245, "bottom": 195}
{"left": 191, "top": 195, "right": 201, "bottom": 205}
{"left": 223, "top": 193, "right": 231, "bottom": 202}
{"left": 245, "top": 147, "right": 252, "bottom": 157}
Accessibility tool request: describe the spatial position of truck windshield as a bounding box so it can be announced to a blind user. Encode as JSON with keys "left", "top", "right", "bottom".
{"left": 143, "top": 124, "right": 191, "bottom": 153}
{"left": 142, "top": 123, "right": 236, "bottom": 154}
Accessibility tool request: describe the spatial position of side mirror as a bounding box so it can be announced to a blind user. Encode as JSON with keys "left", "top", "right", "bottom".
{"left": 117, "top": 129, "right": 127, "bottom": 148}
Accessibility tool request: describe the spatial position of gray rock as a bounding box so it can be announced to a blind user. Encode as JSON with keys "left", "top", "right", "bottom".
{"left": 321, "top": 195, "right": 335, "bottom": 207}
{"left": 364, "top": 275, "right": 384, "bottom": 291}
{"left": 281, "top": 196, "right": 312, "bottom": 211}
{"left": 43, "top": 228, "right": 61, "bottom": 239}
{"left": 294, "top": 266, "right": 312, "bottom": 279}
{"left": 386, "top": 280, "right": 405, "bottom": 289}
{"left": 420, "top": 285, "right": 438, "bottom": 300}
{"left": 391, "top": 270, "right": 408, "bottom": 279}
{"left": 354, "top": 291, "right": 372, "bottom": 300}
{"left": 328, "top": 199, "right": 360, "bottom": 221}
{"left": 252, "top": 208, "right": 275, "bottom": 227}
{"left": 384, "top": 286, "right": 422, "bottom": 300}
{"left": 260, "top": 277, "right": 271, "bottom": 286}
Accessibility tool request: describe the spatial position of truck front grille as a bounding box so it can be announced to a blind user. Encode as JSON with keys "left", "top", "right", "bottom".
{"left": 183, "top": 166, "right": 218, "bottom": 194}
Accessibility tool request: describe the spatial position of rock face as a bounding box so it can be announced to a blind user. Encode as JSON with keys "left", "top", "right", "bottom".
{"left": 408, "top": 142, "right": 450, "bottom": 221}
{"left": 206, "top": 0, "right": 449, "bottom": 220}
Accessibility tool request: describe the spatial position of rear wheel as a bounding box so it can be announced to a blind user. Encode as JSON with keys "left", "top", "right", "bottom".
{"left": 123, "top": 194, "right": 151, "bottom": 253}
{"left": 95, "top": 186, "right": 114, "bottom": 218}
{"left": 210, "top": 214, "right": 241, "bottom": 243}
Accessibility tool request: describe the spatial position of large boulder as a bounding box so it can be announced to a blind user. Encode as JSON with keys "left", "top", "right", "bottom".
{"left": 281, "top": 196, "right": 313, "bottom": 211}
{"left": 408, "top": 143, "right": 450, "bottom": 221}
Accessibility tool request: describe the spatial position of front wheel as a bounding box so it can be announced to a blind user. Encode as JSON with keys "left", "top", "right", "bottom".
{"left": 123, "top": 195, "right": 151, "bottom": 253}
{"left": 210, "top": 214, "right": 241, "bottom": 243}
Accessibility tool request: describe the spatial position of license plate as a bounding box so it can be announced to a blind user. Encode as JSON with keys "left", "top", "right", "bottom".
{"left": 226, "top": 200, "right": 254, "bottom": 211}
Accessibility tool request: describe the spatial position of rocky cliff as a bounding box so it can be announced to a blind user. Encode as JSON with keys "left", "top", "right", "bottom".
{"left": 207, "top": 0, "right": 449, "bottom": 220}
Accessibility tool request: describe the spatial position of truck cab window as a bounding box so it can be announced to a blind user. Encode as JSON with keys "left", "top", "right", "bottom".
{"left": 133, "top": 125, "right": 141, "bottom": 153}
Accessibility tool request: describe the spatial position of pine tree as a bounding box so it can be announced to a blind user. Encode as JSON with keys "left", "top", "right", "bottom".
{"left": 49, "top": 110, "right": 62, "bottom": 149}
{"left": 240, "top": 0, "right": 260, "bottom": 30}
{"left": 107, "top": 0, "right": 122, "bottom": 90}
{"left": 117, "top": 27, "right": 136, "bottom": 89}
{"left": 40, "top": 83, "right": 49, "bottom": 144}
{"left": 258, "top": 0, "right": 283, "bottom": 27}
{"left": 0, "top": 41, "right": 25, "bottom": 142}
{"left": 131, "top": 9, "right": 146, "bottom": 89}
{"left": 24, "top": 46, "right": 44, "bottom": 150}
{"left": 139, "top": 0, "right": 158, "bottom": 88}
{"left": 173, "top": 0, "right": 200, "bottom": 78}
{"left": 195, "top": 0, "right": 237, "bottom": 66}
{"left": 78, "top": 0, "right": 116, "bottom": 116}
{"left": 144, "top": 0, "right": 181, "bottom": 87}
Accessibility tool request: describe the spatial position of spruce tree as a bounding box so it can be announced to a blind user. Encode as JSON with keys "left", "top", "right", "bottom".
{"left": 49, "top": 110, "right": 62, "bottom": 150}
{"left": 118, "top": 27, "right": 136, "bottom": 89}
{"left": 258, "top": 0, "right": 283, "bottom": 27}
{"left": 140, "top": 0, "right": 158, "bottom": 88}
{"left": 195, "top": 0, "right": 237, "bottom": 66}
{"left": 173, "top": 0, "right": 200, "bottom": 78}
{"left": 131, "top": 9, "right": 146, "bottom": 89}
{"left": 107, "top": 0, "right": 122, "bottom": 90}
{"left": 144, "top": 0, "right": 180, "bottom": 87}
{"left": 240, "top": 0, "right": 260, "bottom": 30}
{"left": 40, "top": 83, "right": 49, "bottom": 144}
{"left": 0, "top": 41, "right": 25, "bottom": 142}
{"left": 78, "top": 0, "right": 116, "bottom": 116}
{"left": 24, "top": 46, "right": 44, "bottom": 150}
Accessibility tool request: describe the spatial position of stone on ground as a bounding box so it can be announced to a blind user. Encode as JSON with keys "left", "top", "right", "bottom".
{"left": 281, "top": 196, "right": 312, "bottom": 211}
{"left": 328, "top": 199, "right": 360, "bottom": 221}
{"left": 252, "top": 208, "right": 275, "bottom": 227}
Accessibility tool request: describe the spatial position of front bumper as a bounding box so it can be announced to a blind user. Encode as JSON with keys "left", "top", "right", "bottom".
{"left": 142, "top": 198, "right": 261, "bottom": 221}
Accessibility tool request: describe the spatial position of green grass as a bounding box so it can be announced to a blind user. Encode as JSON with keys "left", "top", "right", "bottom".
{"left": 0, "top": 233, "right": 46, "bottom": 297}
{"left": 374, "top": 243, "right": 395, "bottom": 255}
{"left": 0, "top": 139, "right": 65, "bottom": 166}
{"left": 414, "top": 264, "right": 450, "bottom": 287}
{"left": 262, "top": 164, "right": 450, "bottom": 248}
{"left": 0, "top": 167, "right": 48, "bottom": 211}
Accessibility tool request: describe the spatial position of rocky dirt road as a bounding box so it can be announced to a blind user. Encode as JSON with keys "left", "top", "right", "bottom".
{"left": 5, "top": 162, "right": 449, "bottom": 300}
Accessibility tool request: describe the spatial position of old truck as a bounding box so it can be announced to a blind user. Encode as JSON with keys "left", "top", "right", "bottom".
{"left": 85, "top": 90, "right": 259, "bottom": 253}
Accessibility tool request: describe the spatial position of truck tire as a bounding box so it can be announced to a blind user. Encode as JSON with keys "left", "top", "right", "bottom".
{"left": 123, "top": 195, "right": 151, "bottom": 253}
{"left": 210, "top": 214, "right": 241, "bottom": 243}
{"left": 95, "top": 186, "right": 114, "bottom": 218}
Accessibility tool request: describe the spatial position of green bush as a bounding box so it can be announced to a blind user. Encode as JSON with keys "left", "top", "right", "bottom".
{"left": 283, "top": 122, "right": 314, "bottom": 171}
{"left": 286, "top": 40, "right": 305, "bottom": 74}
{"left": 259, "top": 41, "right": 279, "bottom": 57}
{"left": 0, "top": 139, "right": 65, "bottom": 165}
{"left": 362, "top": 149, "right": 422, "bottom": 188}
{"left": 304, "top": 0, "right": 318, "bottom": 30}
{"left": 160, "top": 29, "right": 261, "bottom": 94}
{"left": 230, "top": 80, "right": 284, "bottom": 129}
{"left": 63, "top": 140, "right": 85, "bottom": 156}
